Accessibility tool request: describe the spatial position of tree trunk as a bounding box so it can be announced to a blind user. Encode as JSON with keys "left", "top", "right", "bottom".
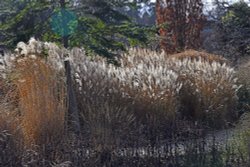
{"left": 156, "top": 0, "right": 204, "bottom": 54}
{"left": 60, "top": 0, "right": 80, "bottom": 135}
{"left": 64, "top": 60, "right": 81, "bottom": 135}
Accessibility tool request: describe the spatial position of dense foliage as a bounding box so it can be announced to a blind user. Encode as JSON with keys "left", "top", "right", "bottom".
{"left": 204, "top": 1, "right": 250, "bottom": 62}
{"left": 220, "top": 1, "right": 250, "bottom": 58}
{"left": 0, "top": 0, "right": 154, "bottom": 59}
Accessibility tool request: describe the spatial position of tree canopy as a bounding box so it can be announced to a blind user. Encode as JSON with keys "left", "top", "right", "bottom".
{"left": 0, "top": 0, "right": 155, "bottom": 60}
{"left": 213, "top": 1, "right": 250, "bottom": 60}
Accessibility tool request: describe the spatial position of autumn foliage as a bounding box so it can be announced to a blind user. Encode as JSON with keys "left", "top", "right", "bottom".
{"left": 156, "top": 0, "right": 204, "bottom": 53}
{"left": 12, "top": 58, "right": 66, "bottom": 147}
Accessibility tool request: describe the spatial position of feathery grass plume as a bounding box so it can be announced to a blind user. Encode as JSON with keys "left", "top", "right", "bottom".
{"left": 119, "top": 48, "right": 239, "bottom": 128}
{"left": 169, "top": 56, "right": 239, "bottom": 128}
{"left": 67, "top": 48, "right": 138, "bottom": 157}
{"left": 61, "top": 47, "right": 181, "bottom": 145}
{"left": 14, "top": 38, "right": 67, "bottom": 70}
{"left": 11, "top": 58, "right": 66, "bottom": 148}
{"left": 67, "top": 46, "right": 240, "bottom": 130}
{"left": 115, "top": 61, "right": 181, "bottom": 130}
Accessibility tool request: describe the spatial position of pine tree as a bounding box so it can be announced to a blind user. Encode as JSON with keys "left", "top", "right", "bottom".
{"left": 0, "top": 0, "right": 153, "bottom": 59}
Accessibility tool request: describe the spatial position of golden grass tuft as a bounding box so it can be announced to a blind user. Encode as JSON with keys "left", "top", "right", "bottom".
{"left": 180, "top": 74, "right": 237, "bottom": 128}
{"left": 169, "top": 50, "right": 228, "bottom": 64}
{"left": 12, "top": 58, "right": 66, "bottom": 147}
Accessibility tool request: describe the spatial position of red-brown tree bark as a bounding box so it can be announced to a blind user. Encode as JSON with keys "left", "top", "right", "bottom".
{"left": 156, "top": 0, "right": 204, "bottom": 54}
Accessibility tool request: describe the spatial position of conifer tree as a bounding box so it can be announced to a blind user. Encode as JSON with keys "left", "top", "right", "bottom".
{"left": 0, "top": 0, "right": 153, "bottom": 59}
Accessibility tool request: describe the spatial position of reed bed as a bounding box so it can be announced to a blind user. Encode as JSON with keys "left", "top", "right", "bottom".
{"left": 0, "top": 39, "right": 245, "bottom": 166}
{"left": 10, "top": 39, "right": 240, "bottom": 129}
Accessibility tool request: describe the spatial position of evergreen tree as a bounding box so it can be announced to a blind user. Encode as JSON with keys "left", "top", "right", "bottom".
{"left": 0, "top": 0, "right": 154, "bottom": 59}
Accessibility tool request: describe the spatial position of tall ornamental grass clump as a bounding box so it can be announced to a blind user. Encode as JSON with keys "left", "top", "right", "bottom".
{"left": 169, "top": 50, "right": 228, "bottom": 64}
{"left": 70, "top": 48, "right": 182, "bottom": 142}
{"left": 13, "top": 39, "right": 240, "bottom": 131}
{"left": 116, "top": 49, "right": 182, "bottom": 139}
{"left": 171, "top": 56, "right": 239, "bottom": 128}
{"left": 68, "top": 49, "right": 140, "bottom": 159}
{"left": 11, "top": 58, "right": 66, "bottom": 148}
{"left": 0, "top": 95, "right": 22, "bottom": 166}
{"left": 119, "top": 48, "right": 239, "bottom": 128}
{"left": 0, "top": 46, "right": 72, "bottom": 166}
